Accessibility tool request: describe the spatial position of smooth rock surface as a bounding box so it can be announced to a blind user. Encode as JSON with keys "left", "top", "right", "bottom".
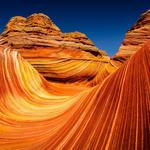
{"left": 0, "top": 41, "right": 149, "bottom": 149}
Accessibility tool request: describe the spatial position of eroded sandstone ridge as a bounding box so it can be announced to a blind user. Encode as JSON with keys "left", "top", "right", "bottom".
{"left": 2, "top": 13, "right": 102, "bottom": 55}
{"left": 0, "top": 12, "right": 150, "bottom": 150}
{"left": 114, "top": 10, "right": 150, "bottom": 61}
{"left": 0, "top": 13, "right": 116, "bottom": 83}
{"left": 0, "top": 41, "right": 149, "bottom": 149}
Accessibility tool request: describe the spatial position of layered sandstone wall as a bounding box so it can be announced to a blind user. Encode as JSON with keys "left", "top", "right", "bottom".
{"left": 0, "top": 13, "right": 111, "bottom": 82}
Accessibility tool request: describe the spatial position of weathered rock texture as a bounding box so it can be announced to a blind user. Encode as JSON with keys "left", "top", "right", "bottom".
{"left": 0, "top": 12, "right": 150, "bottom": 150}
{"left": 114, "top": 10, "right": 150, "bottom": 61}
{"left": 0, "top": 41, "right": 149, "bottom": 149}
{"left": 0, "top": 13, "right": 114, "bottom": 83}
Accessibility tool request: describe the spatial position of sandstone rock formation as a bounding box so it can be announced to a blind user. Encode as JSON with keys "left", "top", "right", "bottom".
{"left": 0, "top": 13, "right": 116, "bottom": 83}
{"left": 0, "top": 12, "right": 150, "bottom": 150}
{"left": 114, "top": 10, "right": 150, "bottom": 61}
{"left": 0, "top": 41, "right": 149, "bottom": 149}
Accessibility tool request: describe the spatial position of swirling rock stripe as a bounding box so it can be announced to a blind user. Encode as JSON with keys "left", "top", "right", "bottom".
{"left": 0, "top": 42, "right": 150, "bottom": 149}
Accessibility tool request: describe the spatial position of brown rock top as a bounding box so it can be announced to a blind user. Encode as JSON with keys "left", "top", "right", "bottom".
{"left": 0, "top": 13, "right": 108, "bottom": 82}
{"left": 3, "top": 13, "right": 61, "bottom": 35}
{"left": 1, "top": 13, "right": 106, "bottom": 55}
{"left": 114, "top": 9, "right": 150, "bottom": 61}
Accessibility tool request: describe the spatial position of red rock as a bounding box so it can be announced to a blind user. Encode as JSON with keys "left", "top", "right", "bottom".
{"left": 1, "top": 13, "right": 105, "bottom": 55}
{"left": 0, "top": 41, "right": 149, "bottom": 149}
{"left": 0, "top": 12, "right": 149, "bottom": 149}
{"left": 0, "top": 13, "right": 115, "bottom": 84}
{"left": 114, "top": 10, "right": 150, "bottom": 61}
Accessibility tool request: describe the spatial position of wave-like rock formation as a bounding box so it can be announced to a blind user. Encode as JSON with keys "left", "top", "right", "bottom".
{"left": 114, "top": 10, "right": 150, "bottom": 61}
{"left": 0, "top": 13, "right": 115, "bottom": 83}
{"left": 0, "top": 37, "right": 150, "bottom": 149}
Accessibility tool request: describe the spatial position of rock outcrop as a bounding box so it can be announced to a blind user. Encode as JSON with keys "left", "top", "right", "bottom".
{"left": 114, "top": 10, "right": 150, "bottom": 61}
{"left": 0, "top": 12, "right": 150, "bottom": 150}
{"left": 0, "top": 13, "right": 112, "bottom": 82}
{"left": 0, "top": 41, "right": 149, "bottom": 149}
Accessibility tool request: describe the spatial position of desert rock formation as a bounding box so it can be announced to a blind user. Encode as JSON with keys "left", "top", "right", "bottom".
{"left": 0, "top": 13, "right": 116, "bottom": 84}
{"left": 114, "top": 10, "right": 150, "bottom": 61}
{"left": 0, "top": 12, "right": 150, "bottom": 149}
{"left": 0, "top": 41, "right": 149, "bottom": 149}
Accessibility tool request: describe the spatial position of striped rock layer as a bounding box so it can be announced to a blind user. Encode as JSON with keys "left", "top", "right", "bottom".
{"left": 114, "top": 9, "right": 150, "bottom": 61}
{"left": 0, "top": 39, "right": 150, "bottom": 149}
{"left": 0, "top": 13, "right": 115, "bottom": 83}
